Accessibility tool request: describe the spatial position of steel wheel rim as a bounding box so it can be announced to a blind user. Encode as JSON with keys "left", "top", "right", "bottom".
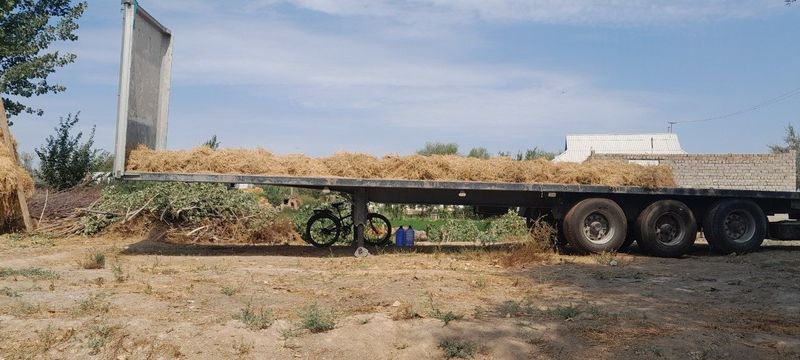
{"left": 723, "top": 210, "right": 755, "bottom": 243}
{"left": 583, "top": 211, "right": 614, "bottom": 245}
{"left": 654, "top": 213, "right": 685, "bottom": 246}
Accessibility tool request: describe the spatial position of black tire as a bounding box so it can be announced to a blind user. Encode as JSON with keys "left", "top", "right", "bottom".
{"left": 563, "top": 198, "right": 627, "bottom": 253}
{"left": 618, "top": 227, "right": 637, "bottom": 252}
{"left": 305, "top": 211, "right": 342, "bottom": 248}
{"left": 635, "top": 200, "right": 697, "bottom": 258}
{"left": 363, "top": 213, "right": 392, "bottom": 246}
{"left": 703, "top": 200, "right": 766, "bottom": 254}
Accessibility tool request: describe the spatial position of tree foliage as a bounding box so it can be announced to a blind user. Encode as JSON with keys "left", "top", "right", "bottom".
{"left": 498, "top": 148, "right": 556, "bottom": 161}
{"left": 0, "top": 0, "right": 87, "bottom": 120}
{"left": 35, "top": 113, "right": 98, "bottom": 189}
{"left": 770, "top": 124, "right": 800, "bottom": 189}
{"left": 418, "top": 142, "right": 459, "bottom": 156}
{"left": 202, "top": 134, "right": 220, "bottom": 150}
{"left": 467, "top": 147, "right": 490, "bottom": 159}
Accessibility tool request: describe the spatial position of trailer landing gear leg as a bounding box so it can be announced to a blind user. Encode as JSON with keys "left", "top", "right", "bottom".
{"left": 352, "top": 188, "right": 369, "bottom": 257}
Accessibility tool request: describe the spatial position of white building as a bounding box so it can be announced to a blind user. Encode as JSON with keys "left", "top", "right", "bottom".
{"left": 553, "top": 133, "right": 686, "bottom": 163}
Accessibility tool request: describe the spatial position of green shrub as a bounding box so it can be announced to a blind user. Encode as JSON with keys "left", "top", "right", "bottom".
{"left": 233, "top": 305, "right": 274, "bottom": 330}
{"left": 81, "top": 182, "right": 277, "bottom": 236}
{"left": 418, "top": 142, "right": 459, "bottom": 156}
{"left": 300, "top": 303, "right": 335, "bottom": 333}
{"left": 35, "top": 113, "right": 102, "bottom": 190}
{"left": 429, "top": 219, "right": 482, "bottom": 243}
{"left": 484, "top": 211, "right": 529, "bottom": 243}
{"left": 439, "top": 338, "right": 477, "bottom": 359}
{"left": 429, "top": 211, "right": 528, "bottom": 244}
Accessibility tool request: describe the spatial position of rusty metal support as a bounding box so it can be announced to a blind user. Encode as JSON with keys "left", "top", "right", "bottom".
{"left": 352, "top": 188, "right": 368, "bottom": 248}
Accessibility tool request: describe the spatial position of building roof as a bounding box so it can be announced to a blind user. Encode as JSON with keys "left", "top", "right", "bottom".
{"left": 553, "top": 133, "right": 686, "bottom": 163}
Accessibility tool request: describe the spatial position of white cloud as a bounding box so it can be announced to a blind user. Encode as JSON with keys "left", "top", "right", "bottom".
{"left": 156, "top": 0, "right": 781, "bottom": 25}
{"left": 29, "top": 0, "right": 699, "bottom": 156}
{"left": 154, "top": 12, "right": 673, "bottom": 148}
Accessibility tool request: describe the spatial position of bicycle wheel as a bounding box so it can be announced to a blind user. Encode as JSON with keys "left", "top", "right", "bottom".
{"left": 363, "top": 213, "right": 392, "bottom": 246}
{"left": 305, "top": 212, "right": 342, "bottom": 248}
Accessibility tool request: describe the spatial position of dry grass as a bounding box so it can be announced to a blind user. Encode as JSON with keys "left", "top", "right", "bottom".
{"left": 76, "top": 251, "right": 106, "bottom": 269}
{"left": 501, "top": 220, "right": 558, "bottom": 267}
{"left": 0, "top": 131, "right": 34, "bottom": 229}
{"left": 128, "top": 146, "right": 676, "bottom": 188}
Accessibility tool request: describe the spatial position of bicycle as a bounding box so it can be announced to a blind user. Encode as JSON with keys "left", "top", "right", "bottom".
{"left": 304, "top": 202, "right": 393, "bottom": 248}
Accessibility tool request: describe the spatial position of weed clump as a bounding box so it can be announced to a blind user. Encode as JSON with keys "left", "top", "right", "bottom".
{"left": 429, "top": 296, "right": 463, "bottom": 326}
{"left": 501, "top": 218, "right": 558, "bottom": 266}
{"left": 2, "top": 286, "right": 20, "bottom": 297}
{"left": 77, "top": 251, "right": 106, "bottom": 269}
{"left": 86, "top": 323, "right": 122, "bottom": 355}
{"left": 439, "top": 338, "right": 477, "bottom": 359}
{"left": 300, "top": 303, "right": 335, "bottom": 333}
{"left": 0, "top": 267, "right": 59, "bottom": 280}
{"left": 221, "top": 286, "right": 239, "bottom": 296}
{"left": 233, "top": 305, "right": 274, "bottom": 330}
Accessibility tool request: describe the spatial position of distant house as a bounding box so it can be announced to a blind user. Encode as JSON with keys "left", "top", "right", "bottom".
{"left": 553, "top": 133, "right": 686, "bottom": 163}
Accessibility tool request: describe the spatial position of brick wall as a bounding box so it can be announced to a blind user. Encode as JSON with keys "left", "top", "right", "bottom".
{"left": 589, "top": 152, "right": 797, "bottom": 191}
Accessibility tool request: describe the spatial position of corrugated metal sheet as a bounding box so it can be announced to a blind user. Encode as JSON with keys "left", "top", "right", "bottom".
{"left": 553, "top": 133, "right": 686, "bottom": 163}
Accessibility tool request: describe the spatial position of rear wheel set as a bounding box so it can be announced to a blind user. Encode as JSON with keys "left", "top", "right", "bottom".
{"left": 562, "top": 198, "right": 696, "bottom": 257}
{"left": 561, "top": 197, "right": 766, "bottom": 257}
{"left": 702, "top": 200, "right": 766, "bottom": 254}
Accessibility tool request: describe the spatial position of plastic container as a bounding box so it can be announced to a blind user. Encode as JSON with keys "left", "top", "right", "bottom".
{"left": 395, "top": 226, "right": 406, "bottom": 247}
{"left": 406, "top": 226, "right": 415, "bottom": 247}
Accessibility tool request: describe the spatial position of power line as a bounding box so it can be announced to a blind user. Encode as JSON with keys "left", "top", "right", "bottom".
{"left": 668, "top": 86, "right": 800, "bottom": 132}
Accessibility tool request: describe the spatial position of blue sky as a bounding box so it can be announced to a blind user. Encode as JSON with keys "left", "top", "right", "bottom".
{"left": 8, "top": 0, "right": 800, "bottom": 157}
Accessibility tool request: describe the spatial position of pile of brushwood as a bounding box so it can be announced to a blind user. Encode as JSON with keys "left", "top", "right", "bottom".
{"left": 39, "top": 182, "right": 298, "bottom": 244}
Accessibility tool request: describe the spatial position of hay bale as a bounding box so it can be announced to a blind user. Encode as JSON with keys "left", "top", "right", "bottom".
{"left": 127, "top": 146, "right": 676, "bottom": 188}
{"left": 0, "top": 131, "right": 35, "bottom": 229}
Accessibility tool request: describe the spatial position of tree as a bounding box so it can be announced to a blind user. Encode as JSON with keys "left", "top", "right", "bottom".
{"left": 418, "top": 142, "right": 459, "bottom": 156}
{"left": 35, "top": 113, "right": 98, "bottom": 189}
{"left": 203, "top": 135, "right": 220, "bottom": 150}
{"left": 521, "top": 147, "right": 556, "bottom": 161}
{"left": 467, "top": 147, "right": 490, "bottom": 159}
{"left": 0, "top": 1, "right": 87, "bottom": 121}
{"left": 770, "top": 124, "right": 800, "bottom": 189}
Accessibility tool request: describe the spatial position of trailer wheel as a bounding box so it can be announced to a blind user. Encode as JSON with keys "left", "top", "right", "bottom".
{"left": 635, "top": 200, "right": 697, "bottom": 258}
{"left": 703, "top": 200, "right": 766, "bottom": 254}
{"left": 563, "top": 199, "right": 627, "bottom": 253}
{"left": 618, "top": 227, "right": 636, "bottom": 252}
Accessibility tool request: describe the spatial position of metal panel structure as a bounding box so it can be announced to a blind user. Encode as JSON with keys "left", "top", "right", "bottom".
{"left": 114, "top": 0, "right": 173, "bottom": 177}
{"left": 553, "top": 133, "right": 686, "bottom": 163}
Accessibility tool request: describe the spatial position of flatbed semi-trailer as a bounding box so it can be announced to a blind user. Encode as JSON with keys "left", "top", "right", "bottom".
{"left": 112, "top": 1, "right": 800, "bottom": 258}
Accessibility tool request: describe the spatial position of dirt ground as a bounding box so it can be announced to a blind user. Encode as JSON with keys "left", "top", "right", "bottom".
{"left": 1, "top": 234, "right": 799, "bottom": 360}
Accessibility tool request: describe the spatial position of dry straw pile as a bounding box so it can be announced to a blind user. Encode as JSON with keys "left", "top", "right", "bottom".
{"left": 128, "top": 146, "right": 676, "bottom": 188}
{"left": 0, "top": 130, "right": 35, "bottom": 228}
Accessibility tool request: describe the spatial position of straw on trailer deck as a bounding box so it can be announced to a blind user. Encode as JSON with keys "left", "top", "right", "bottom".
{"left": 127, "top": 146, "right": 677, "bottom": 189}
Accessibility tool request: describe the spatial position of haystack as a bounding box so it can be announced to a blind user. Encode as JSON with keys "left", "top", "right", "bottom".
{"left": 128, "top": 146, "right": 676, "bottom": 188}
{"left": 0, "top": 130, "right": 35, "bottom": 230}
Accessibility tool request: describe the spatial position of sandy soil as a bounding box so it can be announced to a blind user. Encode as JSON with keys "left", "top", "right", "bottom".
{"left": 0, "top": 234, "right": 799, "bottom": 360}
